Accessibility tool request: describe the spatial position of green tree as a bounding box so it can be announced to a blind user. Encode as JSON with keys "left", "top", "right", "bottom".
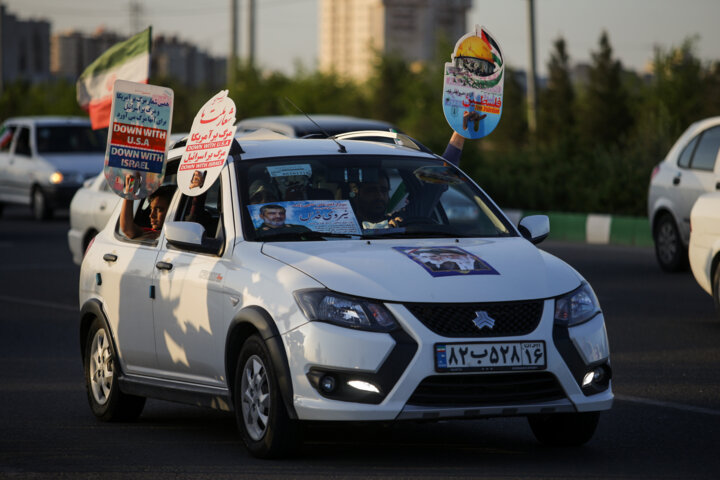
{"left": 538, "top": 37, "right": 575, "bottom": 147}
{"left": 577, "top": 31, "right": 633, "bottom": 148}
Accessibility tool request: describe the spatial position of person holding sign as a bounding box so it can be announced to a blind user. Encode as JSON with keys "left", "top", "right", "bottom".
{"left": 119, "top": 181, "right": 175, "bottom": 239}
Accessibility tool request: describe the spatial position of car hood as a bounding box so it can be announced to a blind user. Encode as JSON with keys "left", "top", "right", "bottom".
{"left": 40, "top": 153, "right": 105, "bottom": 176}
{"left": 261, "top": 238, "right": 581, "bottom": 303}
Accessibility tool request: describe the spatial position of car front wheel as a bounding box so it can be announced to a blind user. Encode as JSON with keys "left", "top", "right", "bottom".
{"left": 234, "top": 335, "right": 298, "bottom": 458}
{"left": 83, "top": 318, "right": 145, "bottom": 421}
{"left": 528, "top": 412, "right": 600, "bottom": 446}
{"left": 653, "top": 213, "right": 687, "bottom": 272}
{"left": 31, "top": 188, "right": 52, "bottom": 220}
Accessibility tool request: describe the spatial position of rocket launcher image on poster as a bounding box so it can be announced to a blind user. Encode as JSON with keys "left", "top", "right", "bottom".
{"left": 442, "top": 25, "right": 504, "bottom": 139}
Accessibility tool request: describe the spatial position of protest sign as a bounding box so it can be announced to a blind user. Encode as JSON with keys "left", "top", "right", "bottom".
{"left": 104, "top": 79, "right": 174, "bottom": 200}
{"left": 178, "top": 90, "right": 237, "bottom": 196}
{"left": 442, "top": 25, "right": 504, "bottom": 139}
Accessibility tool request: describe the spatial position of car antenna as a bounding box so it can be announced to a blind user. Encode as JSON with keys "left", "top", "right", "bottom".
{"left": 284, "top": 97, "right": 347, "bottom": 153}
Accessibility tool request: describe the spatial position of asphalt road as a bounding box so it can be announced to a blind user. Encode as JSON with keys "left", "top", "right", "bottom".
{"left": 1, "top": 205, "right": 719, "bottom": 479}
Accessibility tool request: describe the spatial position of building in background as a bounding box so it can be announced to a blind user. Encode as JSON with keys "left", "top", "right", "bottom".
{"left": 0, "top": 3, "right": 51, "bottom": 91}
{"left": 152, "top": 35, "right": 226, "bottom": 89}
{"left": 51, "top": 29, "right": 124, "bottom": 80}
{"left": 319, "top": 0, "right": 472, "bottom": 81}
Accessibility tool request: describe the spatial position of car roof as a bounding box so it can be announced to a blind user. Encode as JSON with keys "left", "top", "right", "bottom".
{"left": 3, "top": 116, "right": 93, "bottom": 126}
{"left": 168, "top": 130, "right": 439, "bottom": 163}
{"left": 235, "top": 115, "right": 397, "bottom": 138}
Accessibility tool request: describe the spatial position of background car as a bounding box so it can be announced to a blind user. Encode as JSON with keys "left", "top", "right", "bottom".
{"left": 689, "top": 191, "right": 720, "bottom": 319}
{"left": 0, "top": 116, "right": 106, "bottom": 220}
{"left": 67, "top": 173, "right": 120, "bottom": 265}
{"left": 235, "top": 114, "right": 398, "bottom": 138}
{"left": 648, "top": 116, "right": 720, "bottom": 272}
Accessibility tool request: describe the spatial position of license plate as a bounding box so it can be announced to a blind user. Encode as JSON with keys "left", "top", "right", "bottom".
{"left": 435, "top": 341, "right": 546, "bottom": 372}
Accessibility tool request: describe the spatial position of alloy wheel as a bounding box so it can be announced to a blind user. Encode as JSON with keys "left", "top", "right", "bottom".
{"left": 241, "top": 355, "right": 270, "bottom": 441}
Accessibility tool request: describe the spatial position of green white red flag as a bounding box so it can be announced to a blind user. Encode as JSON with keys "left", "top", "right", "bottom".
{"left": 76, "top": 28, "right": 152, "bottom": 130}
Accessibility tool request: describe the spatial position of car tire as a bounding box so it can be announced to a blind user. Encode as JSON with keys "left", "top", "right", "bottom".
{"left": 234, "top": 335, "right": 299, "bottom": 458}
{"left": 528, "top": 412, "right": 600, "bottom": 447}
{"left": 83, "top": 317, "right": 145, "bottom": 422}
{"left": 653, "top": 213, "right": 688, "bottom": 272}
{"left": 31, "top": 188, "right": 53, "bottom": 220}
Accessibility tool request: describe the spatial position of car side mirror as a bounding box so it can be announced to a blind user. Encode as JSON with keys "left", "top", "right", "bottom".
{"left": 165, "top": 221, "right": 219, "bottom": 254}
{"left": 518, "top": 215, "right": 550, "bottom": 245}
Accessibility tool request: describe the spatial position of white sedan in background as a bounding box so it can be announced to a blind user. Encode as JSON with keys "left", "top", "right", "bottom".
{"left": 689, "top": 192, "right": 720, "bottom": 318}
{"left": 67, "top": 173, "right": 120, "bottom": 265}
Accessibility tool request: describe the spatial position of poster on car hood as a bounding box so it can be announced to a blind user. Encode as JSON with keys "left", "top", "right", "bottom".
{"left": 178, "top": 90, "right": 237, "bottom": 196}
{"left": 442, "top": 25, "right": 504, "bottom": 140}
{"left": 104, "top": 79, "right": 174, "bottom": 200}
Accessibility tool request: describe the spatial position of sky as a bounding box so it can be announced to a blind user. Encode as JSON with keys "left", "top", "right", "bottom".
{"left": 3, "top": 0, "right": 720, "bottom": 77}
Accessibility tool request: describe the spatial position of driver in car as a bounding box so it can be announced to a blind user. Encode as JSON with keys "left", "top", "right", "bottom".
{"left": 354, "top": 129, "right": 469, "bottom": 229}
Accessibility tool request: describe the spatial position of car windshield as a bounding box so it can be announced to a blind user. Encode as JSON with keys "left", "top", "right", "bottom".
{"left": 237, "top": 154, "right": 515, "bottom": 241}
{"left": 36, "top": 125, "right": 106, "bottom": 153}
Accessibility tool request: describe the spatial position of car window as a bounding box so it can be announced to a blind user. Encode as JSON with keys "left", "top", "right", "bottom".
{"left": 36, "top": 125, "right": 106, "bottom": 153}
{"left": 175, "top": 177, "right": 224, "bottom": 241}
{"left": 237, "top": 154, "right": 515, "bottom": 241}
{"left": 14, "top": 127, "right": 31, "bottom": 156}
{"left": 690, "top": 126, "right": 720, "bottom": 171}
{"left": 0, "top": 125, "right": 15, "bottom": 152}
{"left": 677, "top": 135, "right": 699, "bottom": 168}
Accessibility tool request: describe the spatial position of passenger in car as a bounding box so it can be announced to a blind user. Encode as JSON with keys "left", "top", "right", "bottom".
{"left": 248, "top": 180, "right": 280, "bottom": 204}
{"left": 119, "top": 184, "right": 175, "bottom": 239}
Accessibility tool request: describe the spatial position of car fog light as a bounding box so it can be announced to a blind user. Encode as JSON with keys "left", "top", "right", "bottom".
{"left": 582, "top": 367, "right": 605, "bottom": 387}
{"left": 320, "top": 375, "right": 336, "bottom": 393}
{"left": 347, "top": 380, "right": 380, "bottom": 393}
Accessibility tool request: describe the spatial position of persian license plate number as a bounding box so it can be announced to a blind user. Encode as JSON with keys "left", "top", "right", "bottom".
{"left": 435, "top": 341, "right": 546, "bottom": 372}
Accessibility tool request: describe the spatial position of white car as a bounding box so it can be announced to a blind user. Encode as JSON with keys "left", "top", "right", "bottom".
{"left": 648, "top": 117, "right": 720, "bottom": 272}
{"left": 79, "top": 131, "right": 612, "bottom": 458}
{"left": 67, "top": 133, "right": 189, "bottom": 265}
{"left": 689, "top": 192, "right": 720, "bottom": 317}
{"left": 0, "top": 116, "right": 106, "bottom": 219}
{"left": 67, "top": 173, "right": 121, "bottom": 265}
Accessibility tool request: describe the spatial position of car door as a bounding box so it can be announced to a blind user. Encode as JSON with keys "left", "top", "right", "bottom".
{"left": 152, "top": 172, "right": 232, "bottom": 387}
{"left": 4, "top": 125, "right": 35, "bottom": 204}
{"left": 0, "top": 124, "right": 16, "bottom": 201}
{"left": 675, "top": 125, "right": 720, "bottom": 243}
{"left": 96, "top": 201, "right": 165, "bottom": 375}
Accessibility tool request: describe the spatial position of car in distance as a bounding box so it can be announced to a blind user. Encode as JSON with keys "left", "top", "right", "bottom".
{"left": 235, "top": 114, "right": 397, "bottom": 138}
{"left": 0, "top": 116, "right": 106, "bottom": 219}
{"left": 648, "top": 117, "right": 720, "bottom": 272}
{"left": 689, "top": 192, "right": 720, "bottom": 319}
{"left": 79, "top": 131, "right": 612, "bottom": 458}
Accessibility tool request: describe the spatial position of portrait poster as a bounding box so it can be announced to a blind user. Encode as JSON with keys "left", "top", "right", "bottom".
{"left": 104, "top": 80, "right": 174, "bottom": 199}
{"left": 442, "top": 25, "right": 504, "bottom": 140}
{"left": 178, "top": 90, "right": 237, "bottom": 197}
{"left": 393, "top": 246, "right": 499, "bottom": 277}
{"left": 247, "top": 200, "right": 362, "bottom": 236}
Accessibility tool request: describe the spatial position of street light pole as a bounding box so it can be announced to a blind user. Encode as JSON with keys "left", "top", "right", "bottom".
{"left": 526, "top": 0, "right": 538, "bottom": 134}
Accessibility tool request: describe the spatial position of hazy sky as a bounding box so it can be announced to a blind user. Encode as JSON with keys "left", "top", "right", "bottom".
{"left": 4, "top": 0, "right": 720, "bottom": 76}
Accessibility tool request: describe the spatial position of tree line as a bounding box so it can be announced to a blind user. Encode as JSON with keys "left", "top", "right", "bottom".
{"left": 1, "top": 32, "right": 718, "bottom": 216}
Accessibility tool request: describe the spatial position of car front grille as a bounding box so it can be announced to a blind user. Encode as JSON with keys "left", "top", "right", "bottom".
{"left": 407, "top": 372, "right": 565, "bottom": 407}
{"left": 403, "top": 300, "right": 544, "bottom": 337}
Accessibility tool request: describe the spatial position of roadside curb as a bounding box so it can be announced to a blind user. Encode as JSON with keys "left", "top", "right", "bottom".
{"left": 504, "top": 210, "right": 653, "bottom": 247}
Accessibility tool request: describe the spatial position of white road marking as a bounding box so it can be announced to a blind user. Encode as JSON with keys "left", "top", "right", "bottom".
{"left": 0, "top": 295, "right": 77, "bottom": 313}
{"left": 616, "top": 394, "right": 720, "bottom": 416}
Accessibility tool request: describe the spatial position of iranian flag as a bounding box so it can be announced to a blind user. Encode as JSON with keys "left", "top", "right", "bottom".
{"left": 76, "top": 28, "right": 152, "bottom": 130}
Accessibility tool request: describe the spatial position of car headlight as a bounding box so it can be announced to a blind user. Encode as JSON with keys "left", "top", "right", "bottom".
{"left": 293, "top": 289, "right": 398, "bottom": 332}
{"left": 554, "top": 282, "right": 601, "bottom": 327}
{"left": 49, "top": 171, "right": 64, "bottom": 184}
